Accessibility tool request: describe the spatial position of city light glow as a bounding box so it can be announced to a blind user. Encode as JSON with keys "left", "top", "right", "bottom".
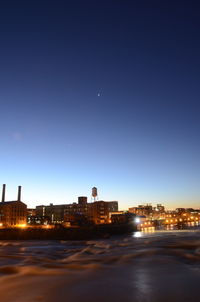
{"left": 16, "top": 224, "right": 27, "bottom": 228}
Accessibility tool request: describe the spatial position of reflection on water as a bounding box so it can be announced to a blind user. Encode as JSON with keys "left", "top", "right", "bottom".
{"left": 134, "top": 266, "right": 152, "bottom": 300}
{"left": 133, "top": 231, "right": 142, "bottom": 238}
{"left": 139, "top": 221, "right": 200, "bottom": 234}
{"left": 140, "top": 227, "right": 155, "bottom": 234}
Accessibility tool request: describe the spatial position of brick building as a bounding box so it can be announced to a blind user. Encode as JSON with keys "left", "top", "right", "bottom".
{"left": 64, "top": 199, "right": 118, "bottom": 225}
{"left": 0, "top": 184, "right": 27, "bottom": 227}
{"left": 35, "top": 195, "right": 118, "bottom": 226}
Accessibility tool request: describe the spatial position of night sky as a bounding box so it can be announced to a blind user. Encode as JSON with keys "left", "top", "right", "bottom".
{"left": 0, "top": 1, "right": 200, "bottom": 209}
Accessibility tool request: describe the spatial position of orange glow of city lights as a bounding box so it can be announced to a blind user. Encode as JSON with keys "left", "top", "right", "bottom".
{"left": 16, "top": 224, "right": 27, "bottom": 228}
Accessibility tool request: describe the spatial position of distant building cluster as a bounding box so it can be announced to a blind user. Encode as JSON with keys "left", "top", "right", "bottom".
{"left": 129, "top": 204, "right": 165, "bottom": 219}
{"left": 1, "top": 184, "right": 200, "bottom": 229}
{"left": 129, "top": 203, "right": 200, "bottom": 229}
{"left": 0, "top": 185, "right": 120, "bottom": 227}
{"left": 128, "top": 203, "right": 200, "bottom": 219}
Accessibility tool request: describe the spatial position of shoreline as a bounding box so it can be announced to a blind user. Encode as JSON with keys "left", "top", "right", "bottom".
{"left": 0, "top": 224, "right": 136, "bottom": 240}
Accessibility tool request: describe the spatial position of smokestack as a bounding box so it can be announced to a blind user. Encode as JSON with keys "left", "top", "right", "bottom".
{"left": 1, "top": 184, "right": 6, "bottom": 203}
{"left": 17, "top": 186, "right": 22, "bottom": 202}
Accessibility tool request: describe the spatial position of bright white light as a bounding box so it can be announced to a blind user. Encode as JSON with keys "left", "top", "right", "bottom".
{"left": 135, "top": 217, "right": 140, "bottom": 224}
{"left": 134, "top": 232, "right": 142, "bottom": 238}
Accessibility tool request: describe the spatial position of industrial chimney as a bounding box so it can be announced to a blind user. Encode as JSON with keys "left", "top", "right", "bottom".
{"left": 17, "top": 186, "right": 22, "bottom": 202}
{"left": 1, "top": 184, "right": 6, "bottom": 203}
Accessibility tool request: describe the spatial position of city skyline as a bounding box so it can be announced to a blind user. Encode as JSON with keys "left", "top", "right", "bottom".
{"left": 1, "top": 183, "right": 199, "bottom": 211}
{"left": 1, "top": 1, "right": 200, "bottom": 210}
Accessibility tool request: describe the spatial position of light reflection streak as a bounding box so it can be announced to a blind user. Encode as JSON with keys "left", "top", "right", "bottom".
{"left": 134, "top": 232, "right": 142, "bottom": 238}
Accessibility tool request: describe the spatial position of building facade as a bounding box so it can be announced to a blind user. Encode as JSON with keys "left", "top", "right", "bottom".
{"left": 36, "top": 204, "right": 69, "bottom": 224}
{"left": 64, "top": 200, "right": 118, "bottom": 225}
{"left": 35, "top": 196, "right": 118, "bottom": 226}
{"left": 0, "top": 184, "right": 27, "bottom": 227}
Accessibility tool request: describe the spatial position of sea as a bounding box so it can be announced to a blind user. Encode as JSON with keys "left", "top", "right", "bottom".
{"left": 0, "top": 225, "right": 200, "bottom": 302}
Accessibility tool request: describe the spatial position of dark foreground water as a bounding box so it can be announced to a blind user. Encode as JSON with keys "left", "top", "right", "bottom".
{"left": 0, "top": 228, "right": 200, "bottom": 302}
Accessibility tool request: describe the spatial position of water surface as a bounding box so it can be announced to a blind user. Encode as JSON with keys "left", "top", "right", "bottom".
{"left": 0, "top": 228, "right": 200, "bottom": 302}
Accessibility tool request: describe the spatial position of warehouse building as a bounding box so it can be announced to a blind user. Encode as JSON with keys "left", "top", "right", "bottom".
{"left": 0, "top": 184, "right": 27, "bottom": 227}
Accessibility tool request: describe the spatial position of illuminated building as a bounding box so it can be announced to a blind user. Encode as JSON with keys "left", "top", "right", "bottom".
{"left": 36, "top": 204, "right": 69, "bottom": 224}
{"left": 129, "top": 204, "right": 153, "bottom": 217}
{"left": 0, "top": 184, "right": 27, "bottom": 227}
{"left": 36, "top": 197, "right": 89, "bottom": 224}
{"left": 64, "top": 200, "right": 118, "bottom": 225}
{"left": 129, "top": 203, "right": 165, "bottom": 219}
{"left": 36, "top": 194, "right": 118, "bottom": 225}
{"left": 89, "top": 201, "right": 110, "bottom": 224}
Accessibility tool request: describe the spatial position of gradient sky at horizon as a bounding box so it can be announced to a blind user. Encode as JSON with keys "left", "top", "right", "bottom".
{"left": 0, "top": 0, "right": 200, "bottom": 209}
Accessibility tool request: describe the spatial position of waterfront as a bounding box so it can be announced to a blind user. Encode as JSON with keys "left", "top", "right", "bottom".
{"left": 0, "top": 227, "right": 200, "bottom": 302}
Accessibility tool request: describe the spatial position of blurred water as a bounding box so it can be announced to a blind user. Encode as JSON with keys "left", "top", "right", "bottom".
{"left": 0, "top": 228, "right": 200, "bottom": 302}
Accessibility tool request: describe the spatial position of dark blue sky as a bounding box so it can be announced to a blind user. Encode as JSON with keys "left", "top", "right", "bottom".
{"left": 0, "top": 0, "right": 200, "bottom": 208}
